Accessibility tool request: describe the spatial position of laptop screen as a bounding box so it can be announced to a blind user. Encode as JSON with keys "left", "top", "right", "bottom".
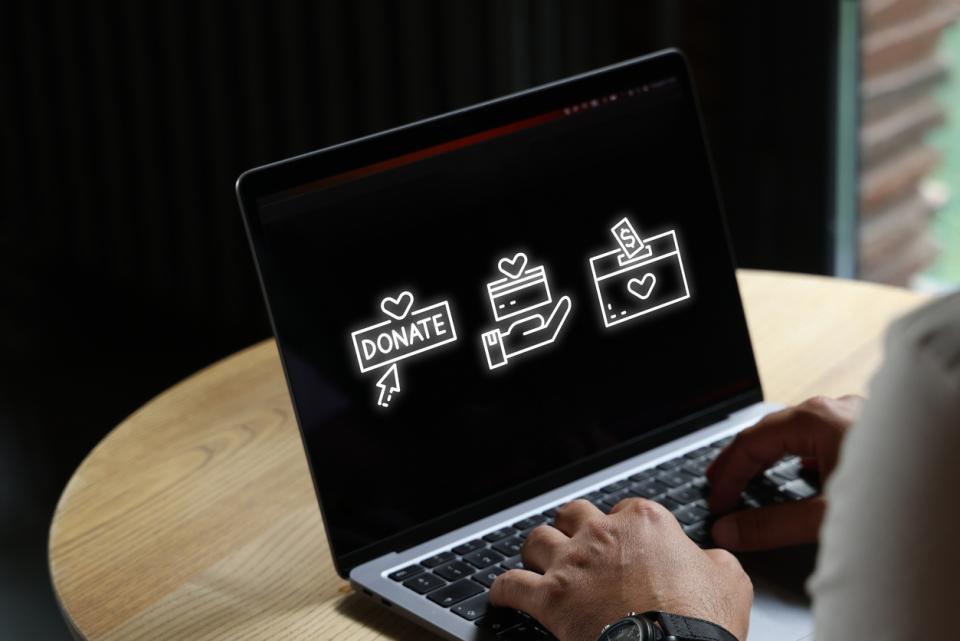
{"left": 241, "top": 53, "right": 760, "bottom": 573}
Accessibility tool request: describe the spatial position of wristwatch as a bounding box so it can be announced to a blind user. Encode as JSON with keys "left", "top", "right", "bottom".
{"left": 596, "top": 611, "right": 738, "bottom": 641}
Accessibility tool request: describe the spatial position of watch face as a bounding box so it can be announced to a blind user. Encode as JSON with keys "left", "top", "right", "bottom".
{"left": 604, "top": 618, "right": 645, "bottom": 641}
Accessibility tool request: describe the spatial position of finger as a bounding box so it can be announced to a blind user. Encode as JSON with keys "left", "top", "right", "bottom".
{"left": 710, "top": 497, "right": 825, "bottom": 551}
{"left": 542, "top": 296, "right": 572, "bottom": 340}
{"left": 489, "top": 569, "right": 547, "bottom": 619}
{"left": 521, "top": 525, "right": 567, "bottom": 573}
{"left": 707, "top": 402, "right": 842, "bottom": 513}
{"left": 552, "top": 499, "right": 603, "bottom": 536}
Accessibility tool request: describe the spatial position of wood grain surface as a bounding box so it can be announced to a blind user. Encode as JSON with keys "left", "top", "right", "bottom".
{"left": 48, "top": 270, "right": 928, "bottom": 640}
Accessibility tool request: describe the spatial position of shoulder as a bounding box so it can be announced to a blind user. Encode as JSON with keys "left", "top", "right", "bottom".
{"left": 886, "top": 291, "right": 960, "bottom": 387}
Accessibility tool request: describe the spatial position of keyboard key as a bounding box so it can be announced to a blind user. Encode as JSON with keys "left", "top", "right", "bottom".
{"left": 629, "top": 469, "right": 656, "bottom": 482}
{"left": 388, "top": 565, "right": 423, "bottom": 582}
{"left": 657, "top": 458, "right": 683, "bottom": 471}
{"left": 472, "top": 565, "right": 506, "bottom": 587}
{"left": 656, "top": 469, "right": 696, "bottom": 488}
{"left": 682, "top": 458, "right": 712, "bottom": 477}
{"left": 577, "top": 490, "right": 605, "bottom": 503}
{"left": 493, "top": 536, "right": 524, "bottom": 557}
{"left": 435, "top": 560, "right": 475, "bottom": 581}
{"left": 600, "top": 479, "right": 631, "bottom": 494}
{"left": 453, "top": 539, "right": 486, "bottom": 555}
{"left": 591, "top": 499, "right": 611, "bottom": 513}
{"left": 499, "top": 622, "right": 552, "bottom": 639}
{"left": 427, "top": 578, "right": 484, "bottom": 607}
{"left": 476, "top": 607, "right": 527, "bottom": 633}
{"left": 512, "top": 514, "right": 548, "bottom": 531}
{"left": 542, "top": 506, "right": 559, "bottom": 518}
{"left": 683, "top": 522, "right": 712, "bottom": 546}
{"left": 684, "top": 446, "right": 716, "bottom": 460}
{"left": 601, "top": 489, "right": 632, "bottom": 508}
{"left": 421, "top": 551, "right": 456, "bottom": 568}
{"left": 452, "top": 593, "right": 489, "bottom": 621}
{"left": 674, "top": 504, "right": 711, "bottom": 526}
{"left": 500, "top": 555, "right": 524, "bottom": 570}
{"left": 781, "top": 478, "right": 818, "bottom": 500}
{"left": 483, "top": 527, "right": 516, "bottom": 543}
{"left": 656, "top": 496, "right": 682, "bottom": 511}
{"left": 463, "top": 548, "right": 505, "bottom": 569}
{"left": 668, "top": 485, "right": 705, "bottom": 505}
{"left": 403, "top": 572, "right": 446, "bottom": 594}
{"left": 742, "top": 477, "right": 779, "bottom": 506}
{"left": 629, "top": 479, "right": 671, "bottom": 498}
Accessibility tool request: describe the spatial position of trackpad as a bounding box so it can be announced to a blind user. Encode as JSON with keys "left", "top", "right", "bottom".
{"left": 740, "top": 546, "right": 815, "bottom": 641}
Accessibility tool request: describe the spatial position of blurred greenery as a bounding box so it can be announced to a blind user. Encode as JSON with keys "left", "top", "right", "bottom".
{"left": 924, "top": 22, "right": 960, "bottom": 286}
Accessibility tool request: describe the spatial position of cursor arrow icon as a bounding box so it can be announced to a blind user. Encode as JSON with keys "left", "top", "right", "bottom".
{"left": 375, "top": 363, "right": 401, "bottom": 408}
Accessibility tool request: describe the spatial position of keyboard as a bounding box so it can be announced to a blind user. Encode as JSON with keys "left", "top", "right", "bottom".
{"left": 386, "top": 435, "right": 818, "bottom": 640}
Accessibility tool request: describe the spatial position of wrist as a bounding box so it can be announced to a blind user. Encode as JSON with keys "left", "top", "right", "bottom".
{"left": 596, "top": 611, "right": 738, "bottom": 641}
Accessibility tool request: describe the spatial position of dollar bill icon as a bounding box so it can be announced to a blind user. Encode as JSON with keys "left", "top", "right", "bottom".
{"left": 610, "top": 216, "right": 645, "bottom": 259}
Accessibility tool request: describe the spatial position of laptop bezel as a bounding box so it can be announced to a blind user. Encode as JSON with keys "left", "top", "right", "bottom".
{"left": 235, "top": 48, "right": 762, "bottom": 576}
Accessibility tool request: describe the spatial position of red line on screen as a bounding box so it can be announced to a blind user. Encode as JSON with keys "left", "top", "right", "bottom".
{"left": 288, "top": 109, "right": 567, "bottom": 195}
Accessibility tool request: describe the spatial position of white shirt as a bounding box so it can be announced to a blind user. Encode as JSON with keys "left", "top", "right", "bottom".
{"left": 808, "top": 292, "right": 960, "bottom": 640}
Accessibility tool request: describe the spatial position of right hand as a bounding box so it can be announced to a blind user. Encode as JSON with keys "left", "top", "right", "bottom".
{"left": 706, "top": 395, "right": 863, "bottom": 551}
{"left": 490, "top": 498, "right": 752, "bottom": 641}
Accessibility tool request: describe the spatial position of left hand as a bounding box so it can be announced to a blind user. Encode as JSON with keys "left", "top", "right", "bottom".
{"left": 489, "top": 498, "right": 753, "bottom": 641}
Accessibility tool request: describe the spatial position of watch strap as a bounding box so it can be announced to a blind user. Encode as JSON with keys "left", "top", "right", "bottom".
{"left": 645, "top": 611, "right": 737, "bottom": 641}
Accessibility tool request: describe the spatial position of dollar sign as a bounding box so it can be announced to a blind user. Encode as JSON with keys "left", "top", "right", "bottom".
{"left": 619, "top": 227, "right": 637, "bottom": 249}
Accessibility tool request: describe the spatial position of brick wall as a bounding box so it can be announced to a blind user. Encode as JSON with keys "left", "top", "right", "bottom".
{"left": 860, "top": 0, "right": 960, "bottom": 284}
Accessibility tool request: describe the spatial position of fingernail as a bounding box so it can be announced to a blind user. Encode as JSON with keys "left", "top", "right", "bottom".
{"left": 712, "top": 518, "right": 738, "bottom": 547}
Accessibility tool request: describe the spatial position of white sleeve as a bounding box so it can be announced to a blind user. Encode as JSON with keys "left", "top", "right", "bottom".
{"left": 807, "top": 292, "right": 960, "bottom": 641}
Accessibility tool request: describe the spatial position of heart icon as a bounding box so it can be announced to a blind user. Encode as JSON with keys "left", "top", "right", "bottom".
{"left": 627, "top": 273, "right": 657, "bottom": 301}
{"left": 380, "top": 291, "right": 414, "bottom": 320}
{"left": 497, "top": 252, "right": 528, "bottom": 279}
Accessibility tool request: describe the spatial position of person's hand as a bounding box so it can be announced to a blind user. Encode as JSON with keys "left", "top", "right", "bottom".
{"left": 707, "top": 395, "right": 863, "bottom": 551}
{"left": 489, "top": 498, "right": 752, "bottom": 641}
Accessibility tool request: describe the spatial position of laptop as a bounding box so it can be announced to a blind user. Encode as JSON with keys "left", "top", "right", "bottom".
{"left": 236, "top": 49, "right": 813, "bottom": 640}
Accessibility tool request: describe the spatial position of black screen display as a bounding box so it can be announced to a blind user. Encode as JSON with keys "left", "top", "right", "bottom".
{"left": 244, "top": 56, "right": 760, "bottom": 573}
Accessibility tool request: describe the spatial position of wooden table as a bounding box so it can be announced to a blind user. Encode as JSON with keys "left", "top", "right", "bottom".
{"left": 49, "top": 270, "right": 928, "bottom": 641}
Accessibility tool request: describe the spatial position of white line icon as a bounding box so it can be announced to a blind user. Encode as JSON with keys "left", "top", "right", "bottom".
{"left": 350, "top": 291, "right": 458, "bottom": 408}
{"left": 610, "top": 216, "right": 646, "bottom": 259}
{"left": 588, "top": 216, "right": 690, "bottom": 329}
{"left": 375, "top": 364, "right": 400, "bottom": 408}
{"left": 480, "top": 252, "right": 573, "bottom": 370}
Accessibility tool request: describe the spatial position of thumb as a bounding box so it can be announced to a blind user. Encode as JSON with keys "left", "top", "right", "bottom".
{"left": 711, "top": 497, "right": 825, "bottom": 551}
{"left": 542, "top": 296, "right": 572, "bottom": 339}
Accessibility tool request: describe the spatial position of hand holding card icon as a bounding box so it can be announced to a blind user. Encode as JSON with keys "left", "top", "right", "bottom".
{"left": 481, "top": 251, "right": 573, "bottom": 370}
{"left": 482, "top": 296, "right": 572, "bottom": 370}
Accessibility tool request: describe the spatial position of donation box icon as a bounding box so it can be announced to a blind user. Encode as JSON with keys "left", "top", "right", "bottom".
{"left": 589, "top": 227, "right": 690, "bottom": 329}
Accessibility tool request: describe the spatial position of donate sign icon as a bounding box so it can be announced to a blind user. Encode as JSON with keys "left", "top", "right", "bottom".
{"left": 352, "top": 299, "right": 457, "bottom": 373}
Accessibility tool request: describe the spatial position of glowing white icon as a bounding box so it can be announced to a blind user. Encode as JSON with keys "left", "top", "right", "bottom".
{"left": 480, "top": 252, "right": 573, "bottom": 370}
{"left": 350, "top": 291, "right": 458, "bottom": 408}
{"left": 589, "top": 216, "right": 690, "bottom": 328}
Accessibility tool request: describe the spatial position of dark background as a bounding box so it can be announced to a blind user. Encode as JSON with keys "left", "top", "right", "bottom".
{"left": 0, "top": 1, "right": 854, "bottom": 637}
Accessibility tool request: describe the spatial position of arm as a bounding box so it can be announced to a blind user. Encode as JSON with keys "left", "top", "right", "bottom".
{"left": 808, "top": 293, "right": 960, "bottom": 640}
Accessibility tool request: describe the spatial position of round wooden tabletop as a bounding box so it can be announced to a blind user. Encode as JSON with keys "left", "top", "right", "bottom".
{"left": 49, "top": 270, "right": 928, "bottom": 641}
